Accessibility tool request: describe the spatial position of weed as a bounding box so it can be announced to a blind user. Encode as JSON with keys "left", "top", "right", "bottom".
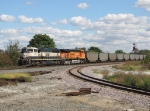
{"left": 0, "top": 73, "right": 32, "bottom": 82}
{"left": 103, "top": 71, "right": 150, "bottom": 90}
{"left": 93, "top": 69, "right": 101, "bottom": 74}
{"left": 113, "top": 61, "right": 147, "bottom": 71}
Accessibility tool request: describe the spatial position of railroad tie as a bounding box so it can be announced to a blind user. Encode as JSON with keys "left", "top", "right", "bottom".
{"left": 65, "top": 88, "right": 91, "bottom": 96}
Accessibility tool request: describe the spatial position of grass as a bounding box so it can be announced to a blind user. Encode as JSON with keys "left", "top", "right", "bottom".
{"left": 92, "top": 61, "right": 150, "bottom": 90}
{"left": 93, "top": 69, "right": 109, "bottom": 74}
{"left": 0, "top": 71, "right": 52, "bottom": 86}
{"left": 0, "top": 73, "right": 32, "bottom": 82}
{"left": 112, "top": 61, "right": 149, "bottom": 71}
{"left": 103, "top": 72, "right": 150, "bottom": 90}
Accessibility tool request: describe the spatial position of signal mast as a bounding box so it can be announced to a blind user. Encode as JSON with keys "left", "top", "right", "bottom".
{"left": 132, "top": 43, "right": 138, "bottom": 54}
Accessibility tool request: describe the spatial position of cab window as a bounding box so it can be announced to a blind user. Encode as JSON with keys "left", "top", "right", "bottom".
{"left": 34, "top": 49, "right": 38, "bottom": 52}
{"left": 27, "top": 49, "right": 33, "bottom": 53}
{"left": 21, "top": 49, "right": 27, "bottom": 53}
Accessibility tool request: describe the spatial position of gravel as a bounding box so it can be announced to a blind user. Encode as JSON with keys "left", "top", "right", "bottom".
{"left": 0, "top": 65, "right": 150, "bottom": 111}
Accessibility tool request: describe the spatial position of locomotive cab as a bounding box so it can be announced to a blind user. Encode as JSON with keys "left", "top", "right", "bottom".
{"left": 21, "top": 47, "right": 38, "bottom": 58}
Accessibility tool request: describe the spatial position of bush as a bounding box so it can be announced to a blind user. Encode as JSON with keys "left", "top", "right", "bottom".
{"left": 5, "top": 40, "right": 21, "bottom": 65}
{"left": 0, "top": 52, "right": 13, "bottom": 67}
{"left": 113, "top": 61, "right": 146, "bottom": 71}
{"left": 144, "top": 54, "right": 150, "bottom": 63}
{"left": 103, "top": 72, "right": 150, "bottom": 90}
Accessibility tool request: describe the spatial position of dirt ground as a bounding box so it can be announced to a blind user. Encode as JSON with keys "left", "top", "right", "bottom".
{"left": 0, "top": 66, "right": 149, "bottom": 111}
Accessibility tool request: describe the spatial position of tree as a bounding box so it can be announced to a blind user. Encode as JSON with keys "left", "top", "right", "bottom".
{"left": 144, "top": 54, "right": 150, "bottom": 63}
{"left": 115, "top": 50, "right": 125, "bottom": 54}
{"left": 0, "top": 52, "right": 13, "bottom": 67}
{"left": 5, "top": 40, "right": 21, "bottom": 65}
{"left": 28, "top": 34, "right": 56, "bottom": 48}
{"left": 0, "top": 49, "right": 4, "bottom": 52}
{"left": 88, "top": 46, "right": 102, "bottom": 52}
{"left": 138, "top": 49, "right": 150, "bottom": 55}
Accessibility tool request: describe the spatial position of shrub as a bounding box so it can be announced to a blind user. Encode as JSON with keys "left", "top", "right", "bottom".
{"left": 5, "top": 40, "right": 21, "bottom": 66}
{"left": 144, "top": 54, "right": 150, "bottom": 63}
{"left": 103, "top": 72, "right": 150, "bottom": 90}
{"left": 0, "top": 52, "right": 13, "bottom": 67}
{"left": 113, "top": 61, "right": 145, "bottom": 71}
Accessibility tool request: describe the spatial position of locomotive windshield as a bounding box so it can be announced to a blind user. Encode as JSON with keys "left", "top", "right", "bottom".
{"left": 21, "top": 48, "right": 34, "bottom": 53}
{"left": 27, "top": 49, "right": 33, "bottom": 52}
{"left": 21, "top": 48, "right": 27, "bottom": 53}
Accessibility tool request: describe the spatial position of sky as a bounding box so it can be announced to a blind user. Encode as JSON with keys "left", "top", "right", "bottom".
{"left": 1, "top": 0, "right": 150, "bottom": 53}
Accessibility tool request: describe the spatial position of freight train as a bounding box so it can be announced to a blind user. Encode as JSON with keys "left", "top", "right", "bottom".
{"left": 18, "top": 47, "right": 146, "bottom": 66}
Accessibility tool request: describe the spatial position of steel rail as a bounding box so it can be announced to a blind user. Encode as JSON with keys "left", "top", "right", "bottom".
{"left": 68, "top": 64, "right": 150, "bottom": 96}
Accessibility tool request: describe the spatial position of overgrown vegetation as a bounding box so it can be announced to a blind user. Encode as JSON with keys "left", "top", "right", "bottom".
{"left": 0, "top": 52, "right": 13, "bottom": 67}
{"left": 0, "top": 71, "right": 53, "bottom": 86}
{"left": 5, "top": 40, "right": 21, "bottom": 66}
{"left": 144, "top": 54, "right": 150, "bottom": 63}
{"left": 0, "top": 40, "right": 21, "bottom": 68}
{"left": 112, "top": 61, "right": 150, "bottom": 71}
{"left": 93, "top": 61, "right": 150, "bottom": 90}
{"left": 0, "top": 73, "right": 32, "bottom": 82}
{"left": 0, "top": 72, "right": 32, "bottom": 86}
{"left": 103, "top": 72, "right": 150, "bottom": 90}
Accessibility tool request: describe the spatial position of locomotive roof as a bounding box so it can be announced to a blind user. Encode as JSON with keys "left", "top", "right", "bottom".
{"left": 23, "top": 47, "right": 84, "bottom": 52}
{"left": 38, "top": 47, "right": 59, "bottom": 52}
{"left": 59, "top": 49, "right": 82, "bottom": 52}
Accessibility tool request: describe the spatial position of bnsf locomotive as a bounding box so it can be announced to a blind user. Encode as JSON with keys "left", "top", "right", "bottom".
{"left": 18, "top": 47, "right": 146, "bottom": 66}
{"left": 18, "top": 47, "right": 85, "bottom": 66}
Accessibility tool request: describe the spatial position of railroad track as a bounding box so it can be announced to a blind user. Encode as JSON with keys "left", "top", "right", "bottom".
{"left": 68, "top": 63, "right": 150, "bottom": 96}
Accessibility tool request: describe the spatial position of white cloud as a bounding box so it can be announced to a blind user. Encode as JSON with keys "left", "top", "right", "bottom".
{"left": 18, "top": 15, "right": 44, "bottom": 23}
{"left": 41, "top": 22, "right": 47, "bottom": 26}
{"left": 135, "top": 0, "right": 150, "bottom": 11}
{"left": 51, "top": 19, "right": 67, "bottom": 25}
{"left": 69, "top": 14, "right": 150, "bottom": 52}
{"left": 70, "top": 16, "right": 92, "bottom": 26}
{"left": 59, "top": 19, "right": 67, "bottom": 24}
{"left": 26, "top": 1, "right": 36, "bottom": 5}
{"left": 0, "top": 14, "right": 15, "bottom": 22}
{"left": 51, "top": 22, "right": 57, "bottom": 25}
{"left": 21, "top": 26, "right": 82, "bottom": 37}
{"left": 1, "top": 13, "right": 150, "bottom": 53}
{"left": 9, "top": 36, "right": 30, "bottom": 42}
{"left": 98, "top": 14, "right": 148, "bottom": 26}
{"left": 0, "top": 28, "right": 18, "bottom": 35}
{"left": 77, "top": 3, "right": 89, "bottom": 9}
